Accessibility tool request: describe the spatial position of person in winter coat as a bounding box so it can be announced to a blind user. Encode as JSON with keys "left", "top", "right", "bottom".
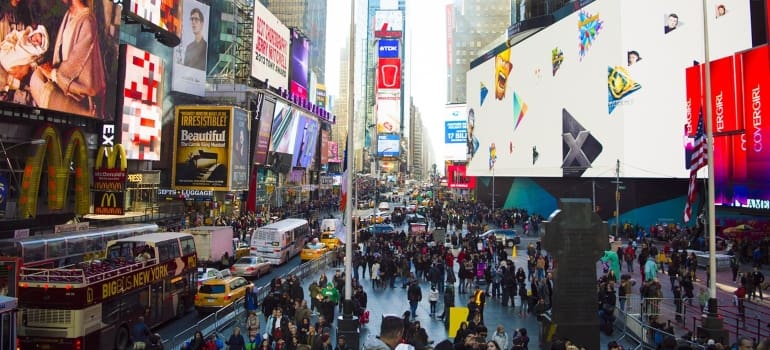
{"left": 226, "top": 327, "right": 246, "bottom": 350}
{"left": 147, "top": 333, "right": 164, "bottom": 350}
{"left": 407, "top": 279, "right": 422, "bottom": 318}
{"left": 185, "top": 331, "right": 206, "bottom": 350}
{"left": 428, "top": 285, "right": 439, "bottom": 317}
{"left": 491, "top": 325, "right": 509, "bottom": 350}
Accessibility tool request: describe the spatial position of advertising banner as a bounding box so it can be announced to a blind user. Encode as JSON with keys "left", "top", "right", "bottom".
{"left": 447, "top": 165, "right": 476, "bottom": 189}
{"left": 444, "top": 104, "right": 468, "bottom": 161}
{"left": 445, "top": 120, "right": 467, "bottom": 144}
{"left": 709, "top": 55, "right": 741, "bottom": 134}
{"left": 121, "top": 45, "right": 163, "bottom": 161}
{"left": 377, "top": 58, "right": 401, "bottom": 89}
{"left": 291, "top": 114, "right": 319, "bottom": 168}
{"left": 93, "top": 191, "right": 125, "bottom": 215}
{"left": 328, "top": 141, "right": 340, "bottom": 163}
{"left": 376, "top": 91, "right": 401, "bottom": 133}
{"left": 378, "top": 134, "right": 400, "bottom": 158}
{"left": 685, "top": 65, "right": 702, "bottom": 137}
{"left": 230, "top": 107, "right": 250, "bottom": 190}
{"left": 378, "top": 39, "right": 400, "bottom": 58}
{"left": 320, "top": 130, "right": 329, "bottom": 165}
{"left": 0, "top": 1, "right": 121, "bottom": 120}
{"left": 92, "top": 145, "right": 127, "bottom": 215}
{"left": 740, "top": 45, "right": 770, "bottom": 208}
{"left": 172, "top": 0, "right": 210, "bottom": 96}
{"left": 126, "top": 0, "right": 182, "bottom": 40}
{"left": 290, "top": 30, "right": 310, "bottom": 100}
{"left": 172, "top": 106, "right": 233, "bottom": 191}
{"left": 269, "top": 100, "right": 300, "bottom": 154}
{"left": 316, "top": 84, "right": 327, "bottom": 108}
{"left": 252, "top": 95, "right": 276, "bottom": 165}
{"left": 374, "top": 10, "right": 403, "bottom": 37}
{"left": 379, "top": 160, "right": 397, "bottom": 173}
{"left": 251, "top": 1, "right": 290, "bottom": 90}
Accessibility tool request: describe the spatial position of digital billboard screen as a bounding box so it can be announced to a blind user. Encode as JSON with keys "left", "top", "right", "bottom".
{"left": 376, "top": 91, "right": 401, "bottom": 134}
{"left": 444, "top": 104, "right": 467, "bottom": 161}
{"left": 377, "top": 134, "right": 400, "bottom": 158}
{"left": 121, "top": 45, "right": 164, "bottom": 161}
{"left": 126, "top": 0, "right": 182, "bottom": 42}
{"left": 447, "top": 165, "right": 476, "bottom": 189}
{"left": 269, "top": 100, "right": 299, "bottom": 154}
{"left": 172, "top": 106, "right": 234, "bottom": 191}
{"left": 290, "top": 29, "right": 310, "bottom": 100}
{"left": 378, "top": 39, "right": 400, "bottom": 58}
{"left": 172, "top": 0, "right": 210, "bottom": 96}
{"left": 291, "top": 114, "right": 319, "bottom": 169}
{"left": 377, "top": 58, "right": 401, "bottom": 89}
{"left": 251, "top": 0, "right": 290, "bottom": 90}
{"left": 230, "top": 107, "right": 250, "bottom": 190}
{"left": 252, "top": 94, "right": 276, "bottom": 165}
{"left": 0, "top": 0, "right": 121, "bottom": 120}
{"left": 320, "top": 129, "right": 329, "bottom": 165}
{"left": 465, "top": 0, "right": 752, "bottom": 178}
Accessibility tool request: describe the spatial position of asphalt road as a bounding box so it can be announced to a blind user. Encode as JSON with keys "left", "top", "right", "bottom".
{"left": 156, "top": 255, "right": 302, "bottom": 340}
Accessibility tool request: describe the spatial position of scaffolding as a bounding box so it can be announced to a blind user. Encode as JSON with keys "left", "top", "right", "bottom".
{"left": 209, "top": 0, "right": 254, "bottom": 86}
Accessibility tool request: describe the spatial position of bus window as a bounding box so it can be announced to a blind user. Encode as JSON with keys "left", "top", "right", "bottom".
{"left": 157, "top": 242, "right": 172, "bottom": 262}
{"left": 65, "top": 236, "right": 87, "bottom": 258}
{"left": 86, "top": 234, "right": 104, "bottom": 252}
{"left": 169, "top": 240, "right": 180, "bottom": 259}
{"left": 180, "top": 237, "right": 195, "bottom": 255}
{"left": 0, "top": 241, "right": 20, "bottom": 258}
{"left": 20, "top": 241, "right": 45, "bottom": 263}
{"left": 46, "top": 238, "right": 66, "bottom": 261}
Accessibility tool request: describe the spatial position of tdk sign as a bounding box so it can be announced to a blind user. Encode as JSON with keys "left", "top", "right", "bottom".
{"left": 378, "top": 39, "right": 400, "bottom": 58}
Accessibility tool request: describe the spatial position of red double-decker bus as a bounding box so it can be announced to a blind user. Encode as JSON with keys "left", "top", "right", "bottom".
{"left": 17, "top": 232, "right": 198, "bottom": 350}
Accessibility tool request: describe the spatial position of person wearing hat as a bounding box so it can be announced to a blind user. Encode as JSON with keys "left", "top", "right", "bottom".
{"left": 362, "top": 315, "right": 404, "bottom": 350}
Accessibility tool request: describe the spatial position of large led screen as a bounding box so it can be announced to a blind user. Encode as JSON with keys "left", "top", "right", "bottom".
{"left": 0, "top": 0, "right": 121, "bottom": 120}
{"left": 376, "top": 91, "right": 401, "bottom": 134}
{"left": 172, "top": 106, "right": 234, "bottom": 191}
{"left": 465, "top": 0, "right": 752, "bottom": 178}
{"left": 320, "top": 129, "right": 329, "bottom": 165}
{"left": 444, "top": 104, "right": 467, "bottom": 161}
{"left": 377, "top": 58, "right": 401, "bottom": 89}
{"left": 290, "top": 114, "right": 319, "bottom": 169}
{"left": 121, "top": 45, "right": 164, "bottom": 161}
{"left": 126, "top": 0, "right": 182, "bottom": 41}
{"left": 290, "top": 30, "right": 310, "bottom": 100}
{"left": 252, "top": 95, "right": 276, "bottom": 165}
{"left": 172, "top": 0, "right": 210, "bottom": 96}
{"left": 447, "top": 165, "right": 476, "bottom": 189}
{"left": 251, "top": 1, "right": 290, "bottom": 90}
{"left": 230, "top": 107, "right": 250, "bottom": 190}
{"left": 269, "top": 100, "right": 298, "bottom": 154}
{"left": 377, "top": 134, "right": 400, "bottom": 158}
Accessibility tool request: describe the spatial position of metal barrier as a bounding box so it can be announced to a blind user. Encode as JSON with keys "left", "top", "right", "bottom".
{"left": 161, "top": 250, "right": 336, "bottom": 349}
{"left": 613, "top": 302, "right": 705, "bottom": 350}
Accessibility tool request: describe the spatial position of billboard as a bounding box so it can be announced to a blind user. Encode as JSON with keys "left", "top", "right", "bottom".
{"left": 0, "top": 1, "right": 120, "bottom": 120}
{"left": 444, "top": 104, "right": 467, "bottom": 161}
{"left": 320, "top": 129, "right": 329, "bottom": 165}
{"left": 377, "top": 58, "right": 401, "bottom": 89}
{"left": 172, "top": 106, "right": 237, "bottom": 191}
{"left": 374, "top": 10, "right": 403, "bottom": 37}
{"left": 126, "top": 0, "right": 182, "bottom": 41}
{"left": 447, "top": 165, "right": 476, "bottom": 189}
{"left": 378, "top": 39, "right": 400, "bottom": 58}
{"left": 290, "top": 29, "right": 310, "bottom": 100}
{"left": 121, "top": 45, "right": 163, "bottom": 161}
{"left": 291, "top": 114, "right": 319, "bottom": 169}
{"left": 172, "top": 0, "right": 210, "bottom": 96}
{"left": 465, "top": 0, "right": 752, "bottom": 178}
{"left": 252, "top": 94, "right": 276, "bottom": 165}
{"left": 328, "top": 141, "right": 340, "bottom": 163}
{"left": 269, "top": 100, "right": 299, "bottom": 154}
{"left": 316, "top": 84, "right": 327, "bottom": 107}
{"left": 251, "top": 1, "right": 290, "bottom": 90}
{"left": 378, "top": 134, "right": 400, "bottom": 158}
{"left": 230, "top": 107, "right": 250, "bottom": 190}
{"left": 376, "top": 91, "right": 401, "bottom": 134}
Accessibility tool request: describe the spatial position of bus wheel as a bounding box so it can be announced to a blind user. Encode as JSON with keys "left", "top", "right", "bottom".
{"left": 115, "top": 325, "right": 130, "bottom": 350}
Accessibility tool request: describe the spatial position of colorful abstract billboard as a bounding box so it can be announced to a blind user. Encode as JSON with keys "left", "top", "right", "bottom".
{"left": 444, "top": 104, "right": 467, "bottom": 161}
{"left": 0, "top": 1, "right": 121, "bottom": 120}
{"left": 290, "top": 29, "right": 310, "bottom": 100}
{"left": 291, "top": 114, "right": 319, "bottom": 169}
{"left": 172, "top": 0, "right": 210, "bottom": 96}
{"left": 126, "top": 0, "right": 182, "bottom": 42}
{"left": 447, "top": 165, "right": 476, "bottom": 189}
{"left": 376, "top": 91, "right": 401, "bottom": 134}
{"left": 251, "top": 1, "right": 290, "bottom": 90}
{"left": 172, "top": 106, "right": 234, "bottom": 191}
{"left": 377, "top": 134, "right": 400, "bottom": 158}
{"left": 230, "top": 107, "right": 250, "bottom": 190}
{"left": 377, "top": 58, "right": 401, "bottom": 89}
{"left": 465, "top": 0, "right": 752, "bottom": 178}
{"left": 121, "top": 45, "right": 163, "bottom": 161}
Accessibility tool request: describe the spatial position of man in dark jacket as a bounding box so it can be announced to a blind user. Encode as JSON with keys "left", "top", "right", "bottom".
{"left": 407, "top": 280, "right": 422, "bottom": 319}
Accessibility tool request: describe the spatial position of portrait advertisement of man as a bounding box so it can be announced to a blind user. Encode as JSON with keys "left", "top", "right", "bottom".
{"left": 664, "top": 13, "right": 679, "bottom": 34}
{"left": 172, "top": 0, "right": 209, "bottom": 96}
{"left": 0, "top": 0, "right": 120, "bottom": 120}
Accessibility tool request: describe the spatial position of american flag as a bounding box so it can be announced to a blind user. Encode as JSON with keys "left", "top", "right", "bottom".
{"left": 683, "top": 111, "right": 707, "bottom": 223}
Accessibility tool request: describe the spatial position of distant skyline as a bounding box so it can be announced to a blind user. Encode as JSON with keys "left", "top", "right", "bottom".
{"left": 325, "top": 0, "right": 450, "bottom": 160}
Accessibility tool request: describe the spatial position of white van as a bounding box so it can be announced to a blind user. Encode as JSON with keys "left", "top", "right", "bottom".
{"left": 378, "top": 202, "right": 390, "bottom": 213}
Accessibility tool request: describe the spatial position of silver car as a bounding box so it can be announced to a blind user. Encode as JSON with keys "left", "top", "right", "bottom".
{"left": 229, "top": 256, "right": 272, "bottom": 279}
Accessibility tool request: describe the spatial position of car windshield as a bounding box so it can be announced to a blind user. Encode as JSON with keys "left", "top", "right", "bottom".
{"left": 306, "top": 242, "right": 325, "bottom": 249}
{"left": 199, "top": 284, "right": 226, "bottom": 294}
{"left": 235, "top": 257, "right": 254, "bottom": 265}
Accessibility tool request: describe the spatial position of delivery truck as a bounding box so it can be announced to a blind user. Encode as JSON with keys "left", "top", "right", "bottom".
{"left": 183, "top": 226, "right": 235, "bottom": 268}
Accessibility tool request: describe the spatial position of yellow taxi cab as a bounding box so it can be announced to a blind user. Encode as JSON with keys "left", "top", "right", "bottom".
{"left": 195, "top": 276, "right": 253, "bottom": 314}
{"left": 320, "top": 231, "right": 341, "bottom": 250}
{"left": 300, "top": 241, "right": 328, "bottom": 263}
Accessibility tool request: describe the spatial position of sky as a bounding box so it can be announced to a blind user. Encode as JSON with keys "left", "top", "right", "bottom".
{"left": 325, "top": 0, "right": 450, "bottom": 162}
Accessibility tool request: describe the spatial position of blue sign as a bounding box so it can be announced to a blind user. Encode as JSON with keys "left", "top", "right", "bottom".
{"left": 378, "top": 39, "right": 400, "bottom": 58}
{"left": 0, "top": 175, "right": 7, "bottom": 213}
{"left": 377, "top": 134, "right": 400, "bottom": 158}
{"left": 445, "top": 121, "right": 467, "bottom": 144}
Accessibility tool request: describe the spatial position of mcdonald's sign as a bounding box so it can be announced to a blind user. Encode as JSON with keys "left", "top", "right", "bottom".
{"left": 18, "top": 126, "right": 90, "bottom": 218}
{"left": 94, "top": 191, "right": 124, "bottom": 215}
